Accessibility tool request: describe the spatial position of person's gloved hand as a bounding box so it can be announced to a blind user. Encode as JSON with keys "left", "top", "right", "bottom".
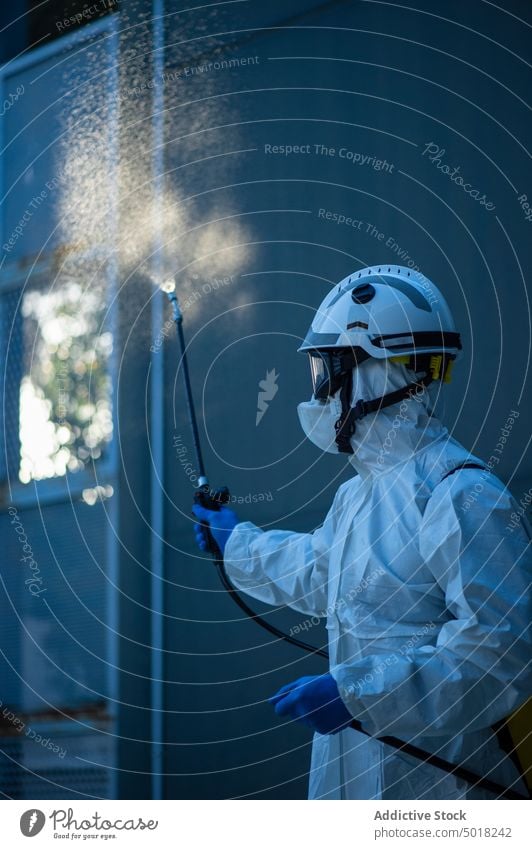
{"left": 269, "top": 673, "right": 353, "bottom": 735}
{"left": 192, "top": 503, "right": 239, "bottom": 557}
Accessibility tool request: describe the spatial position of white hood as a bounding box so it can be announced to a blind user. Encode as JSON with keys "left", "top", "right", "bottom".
{"left": 347, "top": 358, "right": 448, "bottom": 478}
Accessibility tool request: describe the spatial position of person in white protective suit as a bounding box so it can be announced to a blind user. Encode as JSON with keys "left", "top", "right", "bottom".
{"left": 192, "top": 266, "right": 532, "bottom": 800}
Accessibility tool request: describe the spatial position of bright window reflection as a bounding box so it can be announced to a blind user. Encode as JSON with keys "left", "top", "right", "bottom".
{"left": 18, "top": 279, "right": 113, "bottom": 483}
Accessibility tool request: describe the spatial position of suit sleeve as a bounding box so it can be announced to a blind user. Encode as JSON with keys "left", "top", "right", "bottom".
{"left": 222, "top": 496, "right": 339, "bottom": 617}
{"left": 332, "top": 474, "right": 532, "bottom": 737}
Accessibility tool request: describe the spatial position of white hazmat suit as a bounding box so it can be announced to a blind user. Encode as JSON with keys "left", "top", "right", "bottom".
{"left": 223, "top": 360, "right": 531, "bottom": 799}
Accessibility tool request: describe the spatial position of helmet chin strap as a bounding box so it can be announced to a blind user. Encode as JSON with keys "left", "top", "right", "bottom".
{"left": 334, "top": 371, "right": 435, "bottom": 454}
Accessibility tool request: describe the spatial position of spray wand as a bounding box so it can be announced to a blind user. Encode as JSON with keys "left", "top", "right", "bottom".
{"left": 161, "top": 280, "right": 230, "bottom": 547}
{"left": 161, "top": 279, "right": 330, "bottom": 650}
{"left": 162, "top": 280, "right": 527, "bottom": 800}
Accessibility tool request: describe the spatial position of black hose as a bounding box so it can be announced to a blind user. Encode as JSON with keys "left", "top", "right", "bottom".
{"left": 215, "top": 558, "right": 328, "bottom": 659}
{"left": 216, "top": 559, "right": 528, "bottom": 800}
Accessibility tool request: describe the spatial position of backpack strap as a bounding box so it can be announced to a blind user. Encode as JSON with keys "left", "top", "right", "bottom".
{"left": 437, "top": 460, "right": 529, "bottom": 794}
{"left": 440, "top": 461, "right": 487, "bottom": 484}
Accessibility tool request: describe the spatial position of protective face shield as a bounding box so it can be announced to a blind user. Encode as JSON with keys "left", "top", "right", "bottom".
{"left": 308, "top": 348, "right": 368, "bottom": 400}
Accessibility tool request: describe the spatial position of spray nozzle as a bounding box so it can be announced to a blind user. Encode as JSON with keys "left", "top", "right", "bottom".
{"left": 160, "top": 278, "right": 181, "bottom": 322}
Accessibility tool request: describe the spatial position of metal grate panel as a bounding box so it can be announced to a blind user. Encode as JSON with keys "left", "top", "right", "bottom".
{"left": 1, "top": 288, "right": 23, "bottom": 482}
{"left": 0, "top": 718, "right": 114, "bottom": 799}
{"left": 0, "top": 499, "right": 110, "bottom": 713}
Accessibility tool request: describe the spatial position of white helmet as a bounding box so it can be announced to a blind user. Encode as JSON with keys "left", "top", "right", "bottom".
{"left": 298, "top": 265, "right": 461, "bottom": 453}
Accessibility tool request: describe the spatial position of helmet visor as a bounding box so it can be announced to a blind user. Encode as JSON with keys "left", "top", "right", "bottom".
{"left": 309, "top": 351, "right": 330, "bottom": 399}
{"left": 308, "top": 349, "right": 368, "bottom": 399}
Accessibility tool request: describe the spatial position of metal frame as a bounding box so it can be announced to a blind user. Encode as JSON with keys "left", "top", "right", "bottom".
{"left": 150, "top": 0, "right": 165, "bottom": 802}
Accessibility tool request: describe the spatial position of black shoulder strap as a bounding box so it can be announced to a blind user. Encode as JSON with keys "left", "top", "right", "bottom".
{"left": 440, "top": 462, "right": 487, "bottom": 483}
{"left": 437, "top": 460, "right": 530, "bottom": 793}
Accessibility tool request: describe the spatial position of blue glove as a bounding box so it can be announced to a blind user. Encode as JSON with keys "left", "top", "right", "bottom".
{"left": 192, "top": 503, "right": 239, "bottom": 557}
{"left": 269, "top": 673, "right": 353, "bottom": 735}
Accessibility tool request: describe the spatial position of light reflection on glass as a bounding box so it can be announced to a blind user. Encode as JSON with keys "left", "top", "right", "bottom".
{"left": 19, "top": 279, "right": 113, "bottom": 483}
